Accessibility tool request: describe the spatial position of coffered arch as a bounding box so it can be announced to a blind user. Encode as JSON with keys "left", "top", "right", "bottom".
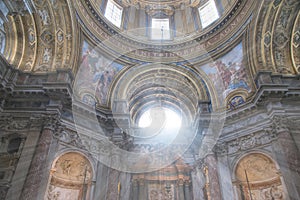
{"left": 2, "top": 0, "right": 78, "bottom": 73}
{"left": 250, "top": 0, "right": 300, "bottom": 75}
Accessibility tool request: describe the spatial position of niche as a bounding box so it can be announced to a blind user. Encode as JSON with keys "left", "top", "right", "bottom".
{"left": 234, "top": 153, "right": 284, "bottom": 200}
{"left": 45, "top": 152, "right": 93, "bottom": 200}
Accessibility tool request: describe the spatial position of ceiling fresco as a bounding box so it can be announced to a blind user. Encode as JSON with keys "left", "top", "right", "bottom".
{"left": 75, "top": 40, "right": 125, "bottom": 106}
{"left": 199, "top": 42, "right": 252, "bottom": 101}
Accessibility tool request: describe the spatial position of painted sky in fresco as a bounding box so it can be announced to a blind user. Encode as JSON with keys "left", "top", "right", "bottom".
{"left": 77, "top": 41, "right": 124, "bottom": 106}
{"left": 200, "top": 43, "right": 251, "bottom": 99}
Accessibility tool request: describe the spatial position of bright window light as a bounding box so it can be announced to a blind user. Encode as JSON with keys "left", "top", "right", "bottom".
{"left": 198, "top": 0, "right": 219, "bottom": 28}
{"left": 138, "top": 107, "right": 181, "bottom": 130}
{"left": 151, "top": 18, "right": 171, "bottom": 40}
{"left": 104, "top": 0, "right": 123, "bottom": 28}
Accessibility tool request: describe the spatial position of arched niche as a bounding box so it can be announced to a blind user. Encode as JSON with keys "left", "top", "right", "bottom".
{"left": 45, "top": 152, "right": 93, "bottom": 200}
{"left": 233, "top": 153, "right": 285, "bottom": 200}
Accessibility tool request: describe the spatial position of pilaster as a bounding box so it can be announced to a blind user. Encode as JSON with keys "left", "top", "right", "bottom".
{"left": 19, "top": 115, "right": 59, "bottom": 200}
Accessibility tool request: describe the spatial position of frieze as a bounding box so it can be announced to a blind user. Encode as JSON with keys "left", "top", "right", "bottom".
{"left": 215, "top": 130, "right": 277, "bottom": 155}
{"left": 0, "top": 115, "right": 30, "bottom": 131}
{"left": 223, "top": 113, "right": 267, "bottom": 134}
{"left": 271, "top": 115, "right": 289, "bottom": 133}
{"left": 54, "top": 128, "right": 86, "bottom": 150}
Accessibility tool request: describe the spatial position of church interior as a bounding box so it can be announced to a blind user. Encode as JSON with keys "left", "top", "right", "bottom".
{"left": 0, "top": 0, "right": 300, "bottom": 199}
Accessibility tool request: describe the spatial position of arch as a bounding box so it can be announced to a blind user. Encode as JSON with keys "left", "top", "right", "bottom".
{"left": 109, "top": 63, "right": 213, "bottom": 124}
{"left": 1, "top": 0, "right": 78, "bottom": 73}
{"left": 45, "top": 152, "right": 93, "bottom": 200}
{"left": 250, "top": 0, "right": 300, "bottom": 75}
{"left": 232, "top": 152, "right": 285, "bottom": 200}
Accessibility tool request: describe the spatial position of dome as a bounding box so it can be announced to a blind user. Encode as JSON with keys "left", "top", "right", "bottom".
{"left": 88, "top": 0, "right": 241, "bottom": 42}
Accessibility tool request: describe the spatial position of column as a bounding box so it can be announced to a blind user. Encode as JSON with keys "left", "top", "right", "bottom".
{"left": 191, "top": 167, "right": 205, "bottom": 200}
{"left": 132, "top": 179, "right": 139, "bottom": 200}
{"left": 272, "top": 117, "right": 300, "bottom": 200}
{"left": 120, "top": 172, "right": 131, "bottom": 200}
{"left": 6, "top": 129, "right": 40, "bottom": 200}
{"left": 178, "top": 179, "right": 185, "bottom": 200}
{"left": 138, "top": 179, "right": 146, "bottom": 200}
{"left": 217, "top": 154, "right": 235, "bottom": 200}
{"left": 204, "top": 154, "right": 222, "bottom": 200}
{"left": 89, "top": 180, "right": 96, "bottom": 200}
{"left": 93, "top": 163, "right": 109, "bottom": 200}
{"left": 19, "top": 117, "right": 55, "bottom": 200}
{"left": 106, "top": 169, "right": 120, "bottom": 200}
{"left": 184, "top": 181, "right": 191, "bottom": 200}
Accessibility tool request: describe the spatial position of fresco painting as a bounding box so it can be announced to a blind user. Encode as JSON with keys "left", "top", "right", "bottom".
{"left": 200, "top": 43, "right": 251, "bottom": 99}
{"left": 228, "top": 96, "right": 245, "bottom": 110}
{"left": 78, "top": 41, "right": 124, "bottom": 105}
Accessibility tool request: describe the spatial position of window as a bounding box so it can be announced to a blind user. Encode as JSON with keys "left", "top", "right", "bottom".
{"left": 138, "top": 107, "right": 182, "bottom": 129}
{"left": 151, "top": 18, "right": 171, "bottom": 40}
{"left": 7, "top": 137, "right": 22, "bottom": 154}
{"left": 104, "top": 0, "right": 123, "bottom": 28}
{"left": 198, "top": 0, "right": 219, "bottom": 28}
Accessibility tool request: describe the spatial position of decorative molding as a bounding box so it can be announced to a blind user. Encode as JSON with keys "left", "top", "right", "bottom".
{"left": 215, "top": 130, "right": 277, "bottom": 155}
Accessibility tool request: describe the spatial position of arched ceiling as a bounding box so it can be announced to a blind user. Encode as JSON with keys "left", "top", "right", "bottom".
{"left": 1, "top": 0, "right": 78, "bottom": 73}
{"left": 249, "top": 0, "right": 300, "bottom": 75}
{"left": 110, "top": 63, "right": 210, "bottom": 124}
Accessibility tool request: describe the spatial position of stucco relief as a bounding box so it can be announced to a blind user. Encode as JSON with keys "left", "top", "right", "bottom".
{"left": 235, "top": 153, "right": 285, "bottom": 200}
{"left": 46, "top": 152, "right": 92, "bottom": 200}
{"left": 148, "top": 183, "right": 175, "bottom": 200}
{"left": 250, "top": 185, "right": 284, "bottom": 200}
{"left": 236, "top": 154, "right": 278, "bottom": 182}
{"left": 53, "top": 153, "right": 92, "bottom": 182}
{"left": 47, "top": 185, "right": 80, "bottom": 200}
